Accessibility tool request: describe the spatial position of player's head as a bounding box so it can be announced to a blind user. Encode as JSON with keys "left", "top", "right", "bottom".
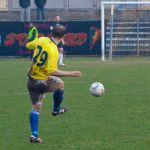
{"left": 52, "top": 15, "right": 62, "bottom": 22}
{"left": 29, "top": 23, "right": 34, "bottom": 28}
{"left": 52, "top": 24, "right": 66, "bottom": 39}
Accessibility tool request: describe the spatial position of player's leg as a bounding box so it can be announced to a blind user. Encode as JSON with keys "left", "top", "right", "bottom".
{"left": 27, "top": 78, "right": 46, "bottom": 143}
{"left": 29, "top": 93, "right": 44, "bottom": 136}
{"left": 46, "top": 76, "right": 68, "bottom": 116}
{"left": 29, "top": 94, "right": 44, "bottom": 143}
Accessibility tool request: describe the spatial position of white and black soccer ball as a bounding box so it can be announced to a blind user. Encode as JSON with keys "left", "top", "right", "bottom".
{"left": 90, "top": 82, "right": 105, "bottom": 97}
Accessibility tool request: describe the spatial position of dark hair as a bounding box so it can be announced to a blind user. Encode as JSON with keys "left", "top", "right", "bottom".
{"left": 52, "top": 25, "right": 66, "bottom": 38}
{"left": 52, "top": 15, "right": 63, "bottom": 22}
{"left": 29, "top": 23, "right": 34, "bottom": 27}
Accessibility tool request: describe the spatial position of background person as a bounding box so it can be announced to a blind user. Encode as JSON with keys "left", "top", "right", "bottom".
{"left": 26, "top": 25, "right": 82, "bottom": 143}
{"left": 51, "top": 15, "right": 66, "bottom": 66}
{"left": 34, "top": 0, "right": 46, "bottom": 20}
{"left": 19, "top": 0, "right": 31, "bottom": 22}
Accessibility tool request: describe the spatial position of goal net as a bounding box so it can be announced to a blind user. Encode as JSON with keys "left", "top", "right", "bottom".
{"left": 101, "top": 0, "right": 150, "bottom": 60}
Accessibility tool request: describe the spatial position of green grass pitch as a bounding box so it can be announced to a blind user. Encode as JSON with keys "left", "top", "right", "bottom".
{"left": 1, "top": 57, "right": 150, "bottom": 150}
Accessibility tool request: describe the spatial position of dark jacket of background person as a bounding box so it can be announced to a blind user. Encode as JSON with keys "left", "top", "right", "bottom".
{"left": 34, "top": 0, "right": 46, "bottom": 8}
{"left": 19, "top": 0, "right": 30, "bottom": 8}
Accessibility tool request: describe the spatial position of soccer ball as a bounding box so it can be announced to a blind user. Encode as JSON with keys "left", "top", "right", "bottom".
{"left": 90, "top": 82, "right": 105, "bottom": 97}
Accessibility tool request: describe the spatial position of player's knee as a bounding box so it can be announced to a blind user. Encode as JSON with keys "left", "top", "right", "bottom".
{"left": 59, "top": 81, "right": 64, "bottom": 90}
{"left": 32, "top": 102, "right": 42, "bottom": 112}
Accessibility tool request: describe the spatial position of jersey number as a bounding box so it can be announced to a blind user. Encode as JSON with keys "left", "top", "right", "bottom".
{"left": 33, "top": 46, "right": 48, "bottom": 67}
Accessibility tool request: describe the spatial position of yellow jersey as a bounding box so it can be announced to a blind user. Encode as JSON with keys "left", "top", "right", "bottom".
{"left": 26, "top": 37, "right": 59, "bottom": 80}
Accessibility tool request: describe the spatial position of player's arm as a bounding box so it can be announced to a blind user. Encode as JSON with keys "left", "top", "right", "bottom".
{"left": 47, "top": 49, "right": 82, "bottom": 77}
{"left": 26, "top": 39, "right": 38, "bottom": 50}
{"left": 47, "top": 58, "right": 81, "bottom": 77}
{"left": 50, "top": 69, "right": 82, "bottom": 77}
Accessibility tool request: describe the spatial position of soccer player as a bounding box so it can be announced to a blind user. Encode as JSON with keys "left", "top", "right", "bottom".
{"left": 26, "top": 24, "right": 82, "bottom": 143}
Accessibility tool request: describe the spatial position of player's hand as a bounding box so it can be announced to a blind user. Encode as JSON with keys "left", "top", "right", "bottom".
{"left": 70, "top": 71, "right": 83, "bottom": 77}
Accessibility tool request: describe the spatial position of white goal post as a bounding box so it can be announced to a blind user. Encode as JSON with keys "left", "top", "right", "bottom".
{"left": 101, "top": 1, "right": 150, "bottom": 60}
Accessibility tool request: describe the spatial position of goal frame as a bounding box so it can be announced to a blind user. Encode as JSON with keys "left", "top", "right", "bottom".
{"left": 101, "top": 1, "right": 150, "bottom": 60}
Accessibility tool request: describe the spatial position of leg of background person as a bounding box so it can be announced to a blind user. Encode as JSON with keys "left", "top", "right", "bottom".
{"left": 41, "top": 7, "right": 45, "bottom": 20}
{"left": 24, "top": 8, "right": 27, "bottom": 21}
{"left": 39, "top": 8, "right": 42, "bottom": 20}
{"left": 21, "top": 8, "right": 25, "bottom": 22}
{"left": 59, "top": 53, "right": 64, "bottom": 65}
{"left": 58, "top": 48, "right": 65, "bottom": 66}
{"left": 37, "top": 7, "right": 40, "bottom": 20}
{"left": 27, "top": 7, "right": 31, "bottom": 22}
{"left": 39, "top": 8, "right": 43, "bottom": 20}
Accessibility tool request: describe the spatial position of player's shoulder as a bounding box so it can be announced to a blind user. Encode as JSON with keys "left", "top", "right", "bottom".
{"left": 39, "top": 37, "right": 50, "bottom": 41}
{"left": 38, "top": 37, "right": 50, "bottom": 44}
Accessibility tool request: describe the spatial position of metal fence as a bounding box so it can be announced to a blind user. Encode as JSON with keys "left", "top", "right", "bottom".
{"left": 6, "top": 0, "right": 101, "bottom": 10}
{"left": 101, "top": 1, "right": 150, "bottom": 60}
{"left": 106, "top": 22, "right": 150, "bottom": 56}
